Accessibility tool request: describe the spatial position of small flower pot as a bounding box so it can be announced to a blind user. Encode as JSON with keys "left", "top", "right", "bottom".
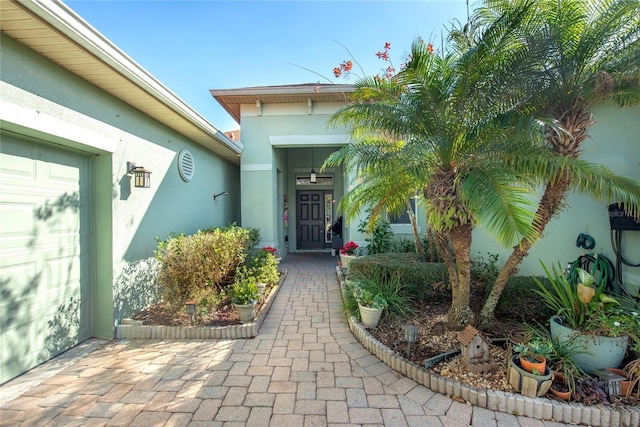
{"left": 519, "top": 354, "right": 546, "bottom": 375}
{"left": 358, "top": 304, "right": 383, "bottom": 328}
{"left": 549, "top": 372, "right": 572, "bottom": 401}
{"left": 508, "top": 354, "right": 552, "bottom": 398}
{"left": 605, "top": 368, "right": 639, "bottom": 397}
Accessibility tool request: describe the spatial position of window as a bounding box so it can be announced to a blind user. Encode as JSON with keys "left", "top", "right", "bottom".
{"left": 390, "top": 197, "right": 417, "bottom": 224}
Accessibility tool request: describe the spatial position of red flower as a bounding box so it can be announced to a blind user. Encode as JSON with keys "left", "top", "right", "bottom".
{"left": 262, "top": 246, "right": 278, "bottom": 255}
{"left": 340, "top": 241, "right": 359, "bottom": 256}
{"left": 384, "top": 42, "right": 391, "bottom": 50}
{"left": 427, "top": 43, "right": 434, "bottom": 54}
{"left": 333, "top": 67, "right": 342, "bottom": 78}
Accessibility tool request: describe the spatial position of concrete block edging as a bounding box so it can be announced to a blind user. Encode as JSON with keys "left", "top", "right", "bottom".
{"left": 336, "top": 267, "right": 639, "bottom": 427}
{"left": 115, "top": 269, "right": 287, "bottom": 340}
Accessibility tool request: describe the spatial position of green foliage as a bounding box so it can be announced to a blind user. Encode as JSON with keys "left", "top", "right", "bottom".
{"left": 388, "top": 238, "right": 416, "bottom": 253}
{"left": 247, "top": 251, "right": 280, "bottom": 286}
{"left": 349, "top": 253, "right": 449, "bottom": 303}
{"left": 513, "top": 338, "right": 554, "bottom": 361}
{"left": 520, "top": 323, "right": 586, "bottom": 391}
{"left": 154, "top": 225, "right": 254, "bottom": 311}
{"left": 228, "top": 277, "right": 260, "bottom": 305}
{"left": 191, "top": 287, "right": 225, "bottom": 316}
{"left": 471, "top": 252, "right": 500, "bottom": 287}
{"left": 534, "top": 262, "right": 640, "bottom": 346}
{"left": 358, "top": 214, "right": 393, "bottom": 255}
{"left": 347, "top": 272, "right": 412, "bottom": 319}
{"left": 493, "top": 275, "right": 555, "bottom": 324}
{"left": 348, "top": 279, "right": 388, "bottom": 309}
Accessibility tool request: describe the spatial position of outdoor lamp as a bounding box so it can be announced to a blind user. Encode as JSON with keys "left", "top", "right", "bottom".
{"left": 310, "top": 168, "right": 317, "bottom": 183}
{"left": 185, "top": 300, "right": 197, "bottom": 326}
{"left": 403, "top": 324, "right": 419, "bottom": 358}
{"left": 127, "top": 162, "right": 152, "bottom": 188}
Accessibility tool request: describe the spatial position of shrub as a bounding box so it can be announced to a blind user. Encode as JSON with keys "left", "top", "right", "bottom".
{"left": 247, "top": 250, "right": 280, "bottom": 286}
{"left": 358, "top": 215, "right": 393, "bottom": 255}
{"left": 388, "top": 238, "right": 415, "bottom": 253}
{"left": 493, "top": 275, "right": 556, "bottom": 324}
{"left": 155, "top": 225, "right": 253, "bottom": 311}
{"left": 348, "top": 253, "right": 449, "bottom": 302}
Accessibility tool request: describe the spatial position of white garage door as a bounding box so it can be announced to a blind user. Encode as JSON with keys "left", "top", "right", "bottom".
{"left": 0, "top": 134, "right": 91, "bottom": 384}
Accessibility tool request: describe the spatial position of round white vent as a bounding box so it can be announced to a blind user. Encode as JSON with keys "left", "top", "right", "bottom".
{"left": 178, "top": 149, "right": 195, "bottom": 182}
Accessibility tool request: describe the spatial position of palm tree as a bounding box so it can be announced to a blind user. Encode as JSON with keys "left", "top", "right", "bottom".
{"left": 478, "top": 0, "right": 640, "bottom": 327}
{"left": 323, "top": 137, "right": 428, "bottom": 259}
{"left": 327, "top": 3, "right": 551, "bottom": 329}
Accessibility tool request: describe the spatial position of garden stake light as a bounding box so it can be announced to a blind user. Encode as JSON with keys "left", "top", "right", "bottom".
{"left": 185, "top": 300, "right": 196, "bottom": 326}
{"left": 403, "top": 324, "right": 419, "bottom": 358}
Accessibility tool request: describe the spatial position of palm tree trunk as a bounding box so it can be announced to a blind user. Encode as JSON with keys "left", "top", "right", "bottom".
{"left": 478, "top": 107, "right": 591, "bottom": 328}
{"left": 447, "top": 223, "right": 475, "bottom": 330}
{"left": 406, "top": 200, "right": 427, "bottom": 260}
{"left": 478, "top": 177, "right": 570, "bottom": 327}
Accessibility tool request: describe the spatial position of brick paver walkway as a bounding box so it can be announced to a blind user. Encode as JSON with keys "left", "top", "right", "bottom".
{"left": 0, "top": 253, "right": 568, "bottom": 426}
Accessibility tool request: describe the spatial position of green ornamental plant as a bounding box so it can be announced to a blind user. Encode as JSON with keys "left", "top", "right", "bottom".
{"left": 350, "top": 280, "right": 388, "bottom": 310}
{"left": 534, "top": 262, "right": 640, "bottom": 344}
{"left": 228, "top": 279, "right": 260, "bottom": 305}
{"left": 513, "top": 338, "right": 553, "bottom": 363}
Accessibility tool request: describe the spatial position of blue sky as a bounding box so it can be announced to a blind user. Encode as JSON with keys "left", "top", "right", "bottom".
{"left": 67, "top": 1, "right": 468, "bottom": 132}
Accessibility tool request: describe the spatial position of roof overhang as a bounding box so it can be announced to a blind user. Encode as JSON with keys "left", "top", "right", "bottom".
{"left": 210, "top": 84, "right": 355, "bottom": 124}
{"left": 0, "top": 0, "right": 242, "bottom": 164}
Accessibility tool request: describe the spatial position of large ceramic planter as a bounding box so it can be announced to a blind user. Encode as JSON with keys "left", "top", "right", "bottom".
{"left": 549, "top": 315, "right": 628, "bottom": 374}
{"left": 340, "top": 254, "right": 357, "bottom": 270}
{"left": 358, "top": 304, "right": 383, "bottom": 328}
{"left": 234, "top": 302, "right": 257, "bottom": 323}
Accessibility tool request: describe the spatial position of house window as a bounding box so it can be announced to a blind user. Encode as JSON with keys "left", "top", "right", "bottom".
{"left": 390, "top": 197, "right": 417, "bottom": 224}
{"left": 296, "top": 176, "right": 333, "bottom": 185}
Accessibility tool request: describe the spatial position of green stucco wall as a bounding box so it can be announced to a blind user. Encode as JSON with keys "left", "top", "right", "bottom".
{"left": 1, "top": 34, "right": 241, "bottom": 338}
{"left": 471, "top": 102, "right": 640, "bottom": 290}
{"left": 239, "top": 111, "right": 349, "bottom": 253}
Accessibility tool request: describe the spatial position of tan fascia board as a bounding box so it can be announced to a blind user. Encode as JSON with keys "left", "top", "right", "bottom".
{"left": 210, "top": 84, "right": 355, "bottom": 97}
{"left": 20, "top": 0, "right": 243, "bottom": 156}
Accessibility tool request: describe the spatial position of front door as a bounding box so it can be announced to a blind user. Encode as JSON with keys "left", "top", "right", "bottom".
{"left": 297, "top": 190, "right": 325, "bottom": 250}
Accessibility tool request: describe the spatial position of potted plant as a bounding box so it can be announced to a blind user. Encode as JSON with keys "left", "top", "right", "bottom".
{"left": 534, "top": 262, "right": 640, "bottom": 374}
{"left": 349, "top": 279, "right": 387, "bottom": 328}
{"left": 339, "top": 241, "right": 359, "bottom": 269}
{"left": 621, "top": 347, "right": 640, "bottom": 397}
{"left": 229, "top": 278, "right": 261, "bottom": 323}
{"left": 513, "top": 338, "right": 552, "bottom": 374}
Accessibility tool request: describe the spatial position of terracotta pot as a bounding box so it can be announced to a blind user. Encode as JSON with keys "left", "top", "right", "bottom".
{"left": 605, "top": 368, "right": 639, "bottom": 397}
{"left": 548, "top": 372, "right": 572, "bottom": 401}
{"left": 519, "top": 354, "right": 546, "bottom": 375}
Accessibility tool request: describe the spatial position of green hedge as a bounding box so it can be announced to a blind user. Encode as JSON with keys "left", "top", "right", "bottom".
{"left": 348, "top": 253, "right": 450, "bottom": 302}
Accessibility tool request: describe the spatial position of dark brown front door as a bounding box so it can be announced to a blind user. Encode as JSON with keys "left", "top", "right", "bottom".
{"left": 297, "top": 190, "right": 325, "bottom": 250}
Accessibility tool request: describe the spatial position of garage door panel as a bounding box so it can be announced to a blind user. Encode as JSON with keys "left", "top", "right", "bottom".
{"left": 0, "top": 135, "right": 91, "bottom": 384}
{"left": 1, "top": 320, "right": 37, "bottom": 382}
{"left": 0, "top": 202, "right": 36, "bottom": 239}
{"left": 0, "top": 142, "right": 36, "bottom": 181}
{"left": 0, "top": 261, "right": 39, "bottom": 306}
{"left": 46, "top": 255, "right": 81, "bottom": 292}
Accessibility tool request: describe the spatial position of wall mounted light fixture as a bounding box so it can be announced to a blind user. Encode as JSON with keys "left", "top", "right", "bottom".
{"left": 127, "top": 162, "right": 152, "bottom": 188}
{"left": 310, "top": 147, "right": 317, "bottom": 183}
{"left": 213, "top": 191, "right": 229, "bottom": 200}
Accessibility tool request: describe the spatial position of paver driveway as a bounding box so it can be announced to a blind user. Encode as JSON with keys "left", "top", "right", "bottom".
{"left": 0, "top": 253, "right": 568, "bottom": 426}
